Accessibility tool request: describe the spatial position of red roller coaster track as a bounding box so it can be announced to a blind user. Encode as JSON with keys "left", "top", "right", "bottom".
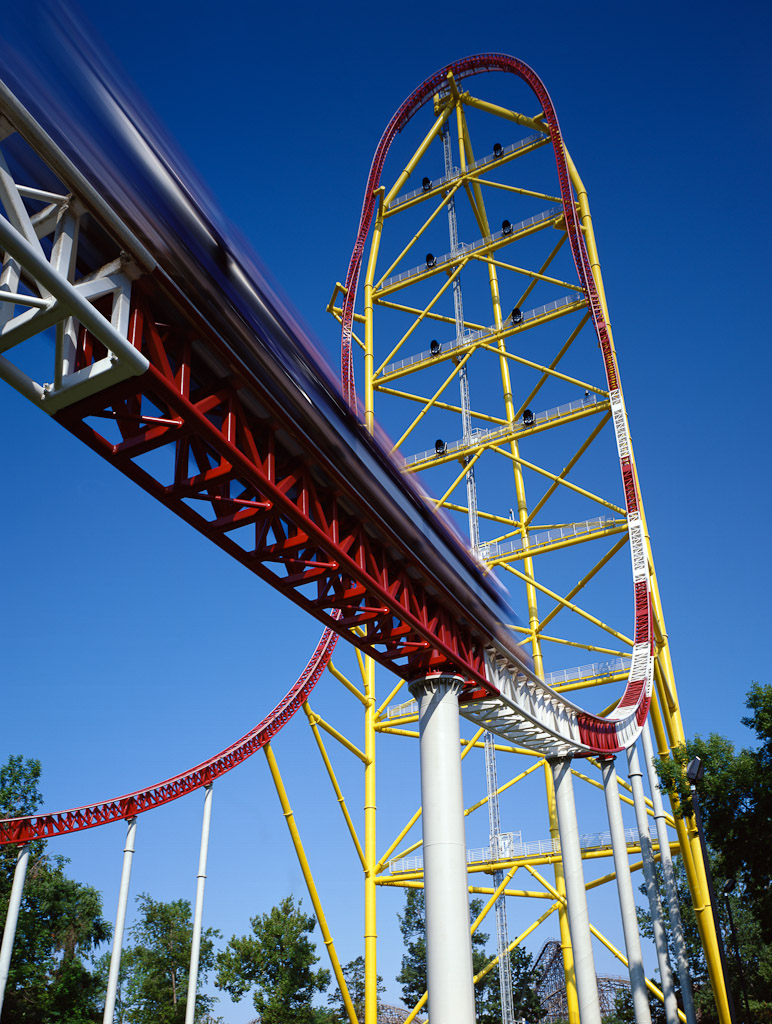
{"left": 0, "top": 54, "right": 653, "bottom": 845}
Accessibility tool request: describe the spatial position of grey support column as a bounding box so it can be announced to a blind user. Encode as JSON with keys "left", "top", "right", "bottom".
{"left": 103, "top": 816, "right": 137, "bottom": 1024}
{"left": 550, "top": 757, "right": 602, "bottom": 1024}
{"left": 627, "top": 743, "right": 679, "bottom": 1024}
{"left": 409, "top": 675, "right": 476, "bottom": 1024}
{"left": 185, "top": 784, "right": 214, "bottom": 1024}
{"left": 601, "top": 758, "right": 651, "bottom": 1024}
{"left": 641, "top": 724, "right": 696, "bottom": 1024}
{"left": 0, "top": 843, "right": 30, "bottom": 1015}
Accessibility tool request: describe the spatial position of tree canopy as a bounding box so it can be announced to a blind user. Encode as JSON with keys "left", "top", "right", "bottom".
{"left": 327, "top": 955, "right": 384, "bottom": 1023}
{"left": 216, "top": 894, "right": 330, "bottom": 1024}
{"left": 0, "top": 755, "right": 111, "bottom": 1024}
{"left": 396, "top": 887, "right": 541, "bottom": 1024}
{"left": 655, "top": 682, "right": 772, "bottom": 1021}
{"left": 104, "top": 893, "right": 221, "bottom": 1024}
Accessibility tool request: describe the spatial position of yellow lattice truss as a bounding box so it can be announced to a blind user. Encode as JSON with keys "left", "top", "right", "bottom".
{"left": 263, "top": 73, "right": 728, "bottom": 1024}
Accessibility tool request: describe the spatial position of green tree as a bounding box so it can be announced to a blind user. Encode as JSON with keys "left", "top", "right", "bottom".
{"left": 216, "top": 895, "right": 330, "bottom": 1024}
{"left": 395, "top": 889, "right": 539, "bottom": 1023}
{"left": 395, "top": 889, "right": 426, "bottom": 1008}
{"left": 604, "top": 988, "right": 635, "bottom": 1024}
{"left": 653, "top": 683, "right": 772, "bottom": 1022}
{"left": 327, "top": 955, "right": 385, "bottom": 1023}
{"left": 0, "top": 755, "right": 111, "bottom": 1024}
{"left": 111, "top": 893, "right": 220, "bottom": 1024}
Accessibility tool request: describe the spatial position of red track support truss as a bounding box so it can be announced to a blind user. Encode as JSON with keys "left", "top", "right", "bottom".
{"left": 56, "top": 289, "right": 490, "bottom": 689}
{"left": 0, "top": 626, "right": 337, "bottom": 844}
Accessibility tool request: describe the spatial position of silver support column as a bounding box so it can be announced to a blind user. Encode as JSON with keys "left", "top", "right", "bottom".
{"left": 641, "top": 724, "right": 696, "bottom": 1024}
{"left": 185, "top": 784, "right": 214, "bottom": 1024}
{"left": 0, "top": 843, "right": 30, "bottom": 1015}
{"left": 550, "top": 758, "right": 602, "bottom": 1024}
{"left": 103, "top": 816, "right": 137, "bottom": 1024}
{"left": 409, "top": 675, "right": 476, "bottom": 1024}
{"left": 627, "top": 744, "right": 679, "bottom": 1024}
{"left": 601, "top": 759, "right": 651, "bottom": 1024}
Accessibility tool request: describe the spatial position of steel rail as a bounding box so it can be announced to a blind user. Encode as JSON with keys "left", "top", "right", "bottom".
{"left": 0, "top": 52, "right": 650, "bottom": 766}
{"left": 0, "top": 626, "right": 337, "bottom": 845}
{"left": 341, "top": 54, "right": 653, "bottom": 753}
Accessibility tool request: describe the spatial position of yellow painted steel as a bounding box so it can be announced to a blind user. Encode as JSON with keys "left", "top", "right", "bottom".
{"left": 303, "top": 704, "right": 367, "bottom": 871}
{"left": 305, "top": 705, "right": 369, "bottom": 763}
{"left": 261, "top": 71, "right": 735, "bottom": 1024}
{"left": 328, "top": 659, "right": 369, "bottom": 706}
{"left": 264, "top": 744, "right": 358, "bottom": 1024}
{"left": 364, "top": 653, "right": 378, "bottom": 1024}
{"left": 545, "top": 762, "right": 579, "bottom": 1024}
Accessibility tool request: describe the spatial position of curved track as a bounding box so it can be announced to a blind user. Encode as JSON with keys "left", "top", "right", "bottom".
{"left": 0, "top": 51, "right": 654, "bottom": 865}
{"left": 340, "top": 54, "right": 653, "bottom": 753}
{"left": 0, "top": 625, "right": 337, "bottom": 844}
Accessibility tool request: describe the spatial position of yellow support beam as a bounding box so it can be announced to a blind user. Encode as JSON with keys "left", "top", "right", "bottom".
{"left": 264, "top": 744, "right": 358, "bottom": 1024}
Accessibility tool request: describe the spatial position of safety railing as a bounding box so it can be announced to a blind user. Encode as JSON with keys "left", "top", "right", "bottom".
{"left": 388, "top": 132, "right": 546, "bottom": 210}
{"left": 388, "top": 823, "right": 658, "bottom": 873}
{"left": 404, "top": 391, "right": 603, "bottom": 466}
{"left": 379, "top": 207, "right": 562, "bottom": 291}
{"left": 478, "top": 515, "right": 623, "bottom": 562}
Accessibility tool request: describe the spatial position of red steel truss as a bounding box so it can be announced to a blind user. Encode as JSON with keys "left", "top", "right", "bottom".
{"left": 56, "top": 288, "right": 491, "bottom": 688}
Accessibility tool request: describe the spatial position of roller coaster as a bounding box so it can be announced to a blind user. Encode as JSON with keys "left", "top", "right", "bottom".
{"left": 0, "top": 31, "right": 731, "bottom": 1024}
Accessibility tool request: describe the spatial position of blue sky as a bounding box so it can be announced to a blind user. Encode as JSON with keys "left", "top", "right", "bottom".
{"left": 2, "top": 0, "right": 771, "bottom": 1019}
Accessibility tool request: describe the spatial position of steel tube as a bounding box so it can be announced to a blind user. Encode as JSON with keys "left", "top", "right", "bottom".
{"left": 410, "top": 676, "right": 476, "bottom": 1024}
{"left": 641, "top": 723, "right": 697, "bottom": 1024}
{"left": 103, "top": 817, "right": 137, "bottom": 1024}
{"left": 0, "top": 843, "right": 30, "bottom": 1014}
{"left": 185, "top": 784, "right": 214, "bottom": 1024}
{"left": 550, "top": 757, "right": 602, "bottom": 1024}
{"left": 601, "top": 758, "right": 651, "bottom": 1024}
{"left": 627, "top": 744, "right": 679, "bottom": 1024}
{"left": 0, "top": 213, "right": 148, "bottom": 376}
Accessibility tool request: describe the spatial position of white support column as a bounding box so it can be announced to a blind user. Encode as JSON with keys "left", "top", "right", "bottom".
{"left": 550, "top": 757, "right": 602, "bottom": 1024}
{"left": 103, "top": 816, "right": 137, "bottom": 1024}
{"left": 626, "top": 744, "right": 679, "bottom": 1024}
{"left": 0, "top": 843, "right": 30, "bottom": 1015}
{"left": 185, "top": 784, "right": 214, "bottom": 1024}
{"left": 600, "top": 759, "right": 651, "bottom": 1024}
{"left": 408, "top": 675, "right": 476, "bottom": 1024}
{"left": 641, "top": 724, "right": 696, "bottom": 1024}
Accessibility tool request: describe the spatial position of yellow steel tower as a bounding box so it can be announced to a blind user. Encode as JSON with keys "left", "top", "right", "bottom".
{"left": 263, "top": 58, "right": 730, "bottom": 1024}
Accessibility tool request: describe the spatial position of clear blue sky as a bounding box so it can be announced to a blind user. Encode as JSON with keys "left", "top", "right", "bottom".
{"left": 1, "top": 1, "right": 770, "bottom": 1019}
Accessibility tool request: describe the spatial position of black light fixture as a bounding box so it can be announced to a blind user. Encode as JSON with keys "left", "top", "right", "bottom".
{"left": 502, "top": 219, "right": 513, "bottom": 236}
{"left": 422, "top": 176, "right": 432, "bottom": 193}
{"left": 425, "top": 253, "right": 436, "bottom": 268}
{"left": 435, "top": 439, "right": 446, "bottom": 456}
{"left": 430, "top": 339, "right": 441, "bottom": 356}
{"left": 522, "top": 409, "right": 534, "bottom": 427}
{"left": 493, "top": 142, "right": 503, "bottom": 158}
{"left": 686, "top": 756, "right": 704, "bottom": 784}
{"left": 511, "top": 306, "right": 523, "bottom": 324}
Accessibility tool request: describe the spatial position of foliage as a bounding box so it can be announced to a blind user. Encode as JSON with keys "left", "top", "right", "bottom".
{"left": 604, "top": 988, "right": 635, "bottom": 1024}
{"left": 108, "top": 893, "right": 221, "bottom": 1024}
{"left": 655, "top": 684, "right": 772, "bottom": 918}
{"left": 0, "top": 755, "right": 111, "bottom": 1024}
{"left": 395, "top": 889, "right": 426, "bottom": 1008}
{"left": 651, "top": 683, "right": 772, "bottom": 1021}
{"left": 327, "top": 955, "right": 385, "bottom": 1023}
{"left": 395, "top": 888, "right": 541, "bottom": 1023}
{"left": 216, "top": 894, "right": 330, "bottom": 1024}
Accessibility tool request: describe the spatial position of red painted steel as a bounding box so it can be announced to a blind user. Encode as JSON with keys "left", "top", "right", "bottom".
{"left": 0, "top": 59, "right": 652, "bottom": 855}
{"left": 54, "top": 292, "right": 492, "bottom": 689}
{"left": 0, "top": 625, "right": 338, "bottom": 844}
{"left": 340, "top": 54, "right": 653, "bottom": 752}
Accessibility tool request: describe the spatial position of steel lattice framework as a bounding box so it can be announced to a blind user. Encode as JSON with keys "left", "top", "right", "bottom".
{"left": 0, "top": 47, "right": 731, "bottom": 1024}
